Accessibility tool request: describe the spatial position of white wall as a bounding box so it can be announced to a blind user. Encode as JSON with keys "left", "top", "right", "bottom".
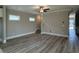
{"left": 6, "top": 9, "right": 36, "bottom": 38}
{"left": 41, "top": 11, "right": 69, "bottom": 37}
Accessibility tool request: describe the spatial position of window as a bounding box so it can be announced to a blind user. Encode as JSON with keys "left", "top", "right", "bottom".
{"left": 9, "top": 15, "right": 20, "bottom": 21}
{"left": 29, "top": 17, "right": 35, "bottom": 22}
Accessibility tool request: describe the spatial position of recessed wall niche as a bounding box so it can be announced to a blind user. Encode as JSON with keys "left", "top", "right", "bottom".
{"left": 0, "top": 6, "right": 6, "bottom": 43}
{"left": 0, "top": 18, "right": 3, "bottom": 40}
{"left": 0, "top": 6, "right": 4, "bottom": 41}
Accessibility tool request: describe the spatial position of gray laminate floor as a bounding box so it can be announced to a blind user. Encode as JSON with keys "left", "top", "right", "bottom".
{"left": 0, "top": 34, "right": 79, "bottom": 53}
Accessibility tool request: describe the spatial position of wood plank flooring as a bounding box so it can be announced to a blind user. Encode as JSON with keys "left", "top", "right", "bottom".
{"left": 0, "top": 34, "right": 79, "bottom": 53}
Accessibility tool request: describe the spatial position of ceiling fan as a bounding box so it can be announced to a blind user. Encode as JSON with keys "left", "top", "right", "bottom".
{"left": 39, "top": 6, "right": 50, "bottom": 13}
{"left": 34, "top": 6, "right": 72, "bottom": 14}
{"left": 34, "top": 6, "right": 50, "bottom": 13}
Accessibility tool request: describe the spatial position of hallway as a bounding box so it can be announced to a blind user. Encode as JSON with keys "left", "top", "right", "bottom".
{"left": 69, "top": 13, "right": 79, "bottom": 52}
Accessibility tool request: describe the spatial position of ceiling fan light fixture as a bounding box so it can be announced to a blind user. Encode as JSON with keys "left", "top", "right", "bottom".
{"left": 40, "top": 7, "right": 43, "bottom": 13}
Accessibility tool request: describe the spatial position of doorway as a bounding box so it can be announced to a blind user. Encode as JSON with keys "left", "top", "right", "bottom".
{"left": 69, "top": 12, "right": 79, "bottom": 45}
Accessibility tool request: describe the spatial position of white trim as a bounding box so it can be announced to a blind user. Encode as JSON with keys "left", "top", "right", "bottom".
{"left": 2, "top": 40, "right": 7, "bottom": 44}
{"left": 7, "top": 31, "right": 35, "bottom": 40}
{"left": 41, "top": 32, "right": 68, "bottom": 37}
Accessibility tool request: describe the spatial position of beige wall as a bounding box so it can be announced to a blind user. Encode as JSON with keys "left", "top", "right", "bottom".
{"left": 6, "top": 9, "right": 36, "bottom": 37}
{"left": 36, "top": 15, "right": 41, "bottom": 29}
{"left": 41, "top": 11, "right": 69, "bottom": 36}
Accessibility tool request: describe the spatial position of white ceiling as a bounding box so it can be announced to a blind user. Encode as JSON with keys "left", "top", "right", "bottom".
{"left": 6, "top": 5, "right": 79, "bottom": 14}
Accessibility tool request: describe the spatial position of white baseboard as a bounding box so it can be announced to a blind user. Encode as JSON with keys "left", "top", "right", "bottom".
{"left": 0, "top": 38, "right": 7, "bottom": 44}
{"left": 41, "top": 32, "right": 68, "bottom": 37}
{"left": 7, "top": 31, "right": 35, "bottom": 40}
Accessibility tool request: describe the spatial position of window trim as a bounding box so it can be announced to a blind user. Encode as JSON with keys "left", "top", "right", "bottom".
{"left": 9, "top": 15, "right": 20, "bottom": 21}
{"left": 29, "top": 17, "right": 35, "bottom": 22}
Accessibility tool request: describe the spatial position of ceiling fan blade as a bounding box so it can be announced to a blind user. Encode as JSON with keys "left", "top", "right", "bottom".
{"left": 44, "top": 10, "right": 47, "bottom": 12}
{"left": 43, "top": 8, "right": 72, "bottom": 13}
{"left": 44, "top": 8, "right": 50, "bottom": 10}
